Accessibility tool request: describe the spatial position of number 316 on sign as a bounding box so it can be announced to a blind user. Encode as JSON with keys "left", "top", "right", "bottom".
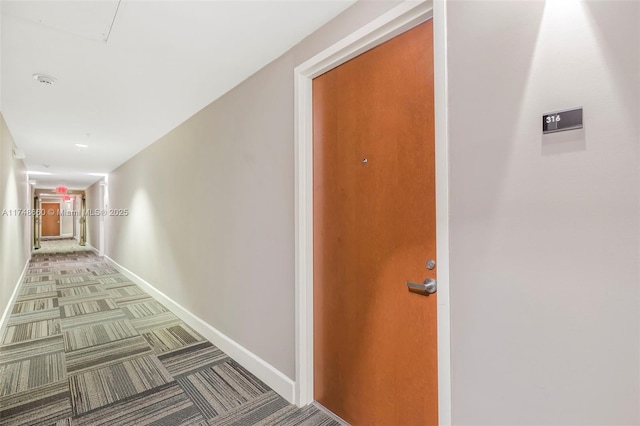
{"left": 545, "top": 114, "right": 560, "bottom": 124}
{"left": 542, "top": 107, "right": 583, "bottom": 134}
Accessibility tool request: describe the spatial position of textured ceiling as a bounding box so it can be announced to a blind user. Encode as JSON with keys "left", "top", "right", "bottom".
{"left": 1, "top": 0, "right": 355, "bottom": 189}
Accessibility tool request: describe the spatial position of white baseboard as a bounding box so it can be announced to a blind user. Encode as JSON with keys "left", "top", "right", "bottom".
{"left": 61, "top": 233, "right": 73, "bottom": 238}
{"left": 104, "top": 255, "right": 296, "bottom": 403}
{"left": 0, "top": 257, "right": 30, "bottom": 338}
{"left": 85, "top": 243, "right": 100, "bottom": 256}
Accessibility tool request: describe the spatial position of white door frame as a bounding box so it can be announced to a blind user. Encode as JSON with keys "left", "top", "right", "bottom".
{"left": 293, "top": 0, "right": 451, "bottom": 423}
{"left": 99, "top": 180, "right": 108, "bottom": 257}
{"left": 75, "top": 196, "right": 81, "bottom": 241}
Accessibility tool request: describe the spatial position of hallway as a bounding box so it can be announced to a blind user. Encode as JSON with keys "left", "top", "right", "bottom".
{"left": 0, "top": 250, "right": 340, "bottom": 425}
{"left": 0, "top": 1, "right": 639, "bottom": 424}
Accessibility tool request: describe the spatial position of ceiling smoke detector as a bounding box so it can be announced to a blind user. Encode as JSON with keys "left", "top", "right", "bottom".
{"left": 32, "top": 74, "right": 56, "bottom": 86}
{"left": 12, "top": 147, "right": 26, "bottom": 159}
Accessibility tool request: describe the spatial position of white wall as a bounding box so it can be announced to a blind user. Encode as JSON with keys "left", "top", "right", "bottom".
{"left": 447, "top": 1, "right": 640, "bottom": 424}
{"left": 104, "top": 0, "right": 402, "bottom": 381}
{"left": 86, "top": 180, "right": 101, "bottom": 249}
{"left": 74, "top": 195, "right": 80, "bottom": 239}
{"left": 0, "top": 113, "right": 29, "bottom": 326}
{"left": 61, "top": 199, "right": 73, "bottom": 235}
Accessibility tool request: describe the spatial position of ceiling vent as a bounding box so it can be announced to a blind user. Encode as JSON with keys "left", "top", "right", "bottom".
{"left": 33, "top": 74, "right": 56, "bottom": 85}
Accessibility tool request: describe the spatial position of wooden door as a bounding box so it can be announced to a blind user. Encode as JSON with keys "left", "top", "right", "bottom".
{"left": 313, "top": 21, "right": 437, "bottom": 425}
{"left": 41, "top": 203, "right": 60, "bottom": 237}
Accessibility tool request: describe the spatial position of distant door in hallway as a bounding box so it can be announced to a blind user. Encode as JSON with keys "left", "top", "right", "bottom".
{"left": 41, "top": 203, "right": 60, "bottom": 237}
{"left": 313, "top": 21, "right": 438, "bottom": 425}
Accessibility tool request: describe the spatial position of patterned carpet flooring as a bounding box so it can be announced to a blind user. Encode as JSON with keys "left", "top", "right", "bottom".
{"left": 0, "top": 250, "right": 341, "bottom": 425}
{"left": 35, "top": 239, "right": 95, "bottom": 254}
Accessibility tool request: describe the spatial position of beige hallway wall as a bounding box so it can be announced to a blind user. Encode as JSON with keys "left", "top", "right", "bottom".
{"left": 0, "top": 113, "right": 30, "bottom": 324}
{"left": 447, "top": 1, "right": 640, "bottom": 423}
{"left": 86, "top": 180, "right": 101, "bottom": 250}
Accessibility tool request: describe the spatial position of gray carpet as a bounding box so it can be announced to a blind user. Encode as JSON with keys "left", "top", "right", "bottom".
{"left": 33, "top": 239, "right": 95, "bottom": 254}
{"left": 0, "top": 250, "right": 342, "bottom": 426}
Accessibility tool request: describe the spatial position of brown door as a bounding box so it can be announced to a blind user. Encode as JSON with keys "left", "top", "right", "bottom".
{"left": 313, "top": 21, "right": 437, "bottom": 425}
{"left": 41, "top": 203, "right": 60, "bottom": 237}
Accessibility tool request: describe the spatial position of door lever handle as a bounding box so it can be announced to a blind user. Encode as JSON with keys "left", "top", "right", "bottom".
{"left": 406, "top": 278, "right": 437, "bottom": 294}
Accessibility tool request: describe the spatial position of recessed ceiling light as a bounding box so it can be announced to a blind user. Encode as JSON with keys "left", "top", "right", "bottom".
{"left": 32, "top": 74, "right": 56, "bottom": 85}
{"left": 75, "top": 144, "right": 89, "bottom": 148}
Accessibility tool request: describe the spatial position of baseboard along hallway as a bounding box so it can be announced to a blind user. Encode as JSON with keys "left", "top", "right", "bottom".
{"left": 0, "top": 246, "right": 340, "bottom": 425}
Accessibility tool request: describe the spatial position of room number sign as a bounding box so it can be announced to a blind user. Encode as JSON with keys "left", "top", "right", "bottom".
{"left": 542, "top": 107, "right": 583, "bottom": 134}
